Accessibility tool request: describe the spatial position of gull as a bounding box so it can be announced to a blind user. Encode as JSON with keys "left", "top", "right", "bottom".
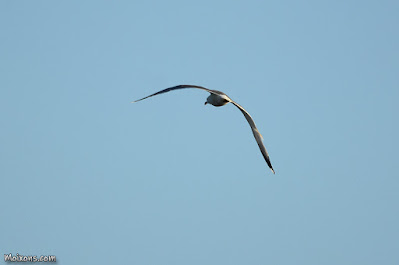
{"left": 132, "top": 85, "right": 275, "bottom": 174}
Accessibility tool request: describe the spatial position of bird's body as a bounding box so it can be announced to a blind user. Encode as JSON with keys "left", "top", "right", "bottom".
{"left": 133, "top": 85, "right": 275, "bottom": 174}
{"left": 206, "top": 93, "right": 230, "bottom": 106}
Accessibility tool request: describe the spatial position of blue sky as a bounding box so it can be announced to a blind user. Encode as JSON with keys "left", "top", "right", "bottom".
{"left": 1, "top": 0, "right": 398, "bottom": 264}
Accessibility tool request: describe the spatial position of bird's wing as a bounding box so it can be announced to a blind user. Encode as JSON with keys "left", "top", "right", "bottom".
{"left": 230, "top": 101, "right": 275, "bottom": 174}
{"left": 132, "top": 85, "right": 222, "bottom": 102}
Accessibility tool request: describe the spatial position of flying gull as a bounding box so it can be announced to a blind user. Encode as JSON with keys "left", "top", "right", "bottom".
{"left": 132, "top": 85, "right": 275, "bottom": 174}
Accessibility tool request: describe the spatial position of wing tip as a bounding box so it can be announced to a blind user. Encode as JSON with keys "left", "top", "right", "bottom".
{"left": 271, "top": 168, "right": 275, "bottom": 174}
{"left": 131, "top": 98, "right": 144, "bottom": 103}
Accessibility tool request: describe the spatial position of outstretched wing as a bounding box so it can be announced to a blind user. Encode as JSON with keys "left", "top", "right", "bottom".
{"left": 230, "top": 101, "right": 275, "bottom": 174}
{"left": 132, "top": 85, "right": 222, "bottom": 103}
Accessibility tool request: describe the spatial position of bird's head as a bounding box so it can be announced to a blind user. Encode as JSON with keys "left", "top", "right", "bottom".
{"left": 204, "top": 96, "right": 211, "bottom": 105}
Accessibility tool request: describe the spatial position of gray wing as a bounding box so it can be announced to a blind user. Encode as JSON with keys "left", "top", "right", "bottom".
{"left": 132, "top": 85, "right": 223, "bottom": 102}
{"left": 230, "top": 101, "right": 275, "bottom": 174}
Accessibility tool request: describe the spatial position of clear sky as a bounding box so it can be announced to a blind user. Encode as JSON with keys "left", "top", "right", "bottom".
{"left": 1, "top": 0, "right": 398, "bottom": 264}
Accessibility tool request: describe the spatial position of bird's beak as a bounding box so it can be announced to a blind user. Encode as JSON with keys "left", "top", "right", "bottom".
{"left": 204, "top": 102, "right": 208, "bottom": 105}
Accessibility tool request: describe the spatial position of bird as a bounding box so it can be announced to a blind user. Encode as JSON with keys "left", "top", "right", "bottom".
{"left": 132, "top": 85, "right": 275, "bottom": 174}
